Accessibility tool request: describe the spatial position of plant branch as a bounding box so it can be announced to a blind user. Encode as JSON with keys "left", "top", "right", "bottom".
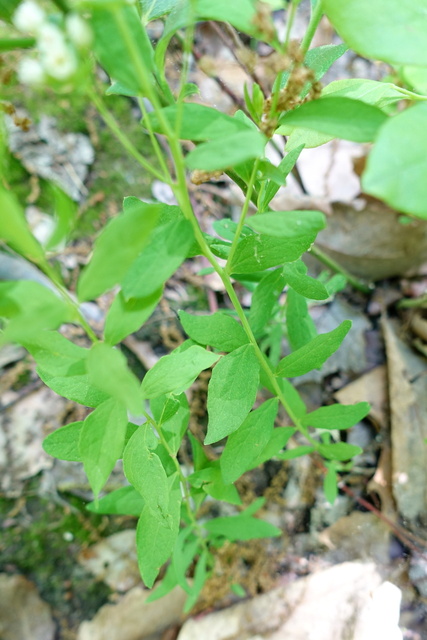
{"left": 89, "top": 89, "right": 170, "bottom": 183}
{"left": 225, "top": 159, "right": 260, "bottom": 272}
{"left": 300, "top": 0, "right": 324, "bottom": 56}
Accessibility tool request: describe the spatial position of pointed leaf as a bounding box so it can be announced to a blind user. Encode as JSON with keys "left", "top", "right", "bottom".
{"left": 90, "top": 4, "right": 154, "bottom": 94}
{"left": 301, "top": 402, "right": 370, "bottom": 430}
{"left": 230, "top": 234, "right": 314, "bottom": 274}
{"left": 286, "top": 287, "right": 317, "bottom": 351}
{"left": 78, "top": 200, "right": 161, "bottom": 301}
{"left": 79, "top": 398, "right": 128, "bottom": 498}
{"left": 283, "top": 262, "right": 329, "bottom": 300}
{"left": 86, "top": 485, "right": 144, "bottom": 516}
{"left": 124, "top": 424, "right": 169, "bottom": 511}
{"left": 121, "top": 218, "right": 194, "bottom": 300}
{"left": 278, "top": 98, "right": 387, "bottom": 142}
{"left": 43, "top": 421, "right": 83, "bottom": 462}
{"left": 247, "top": 210, "right": 326, "bottom": 238}
{"left": 179, "top": 310, "right": 248, "bottom": 352}
{"left": 221, "top": 399, "right": 278, "bottom": 484}
{"left": 204, "top": 514, "right": 281, "bottom": 541}
{"left": 145, "top": 103, "right": 251, "bottom": 141}
{"left": 141, "top": 346, "right": 219, "bottom": 398}
{"left": 185, "top": 131, "right": 266, "bottom": 172}
{"left": 276, "top": 320, "right": 351, "bottom": 377}
{"left": 249, "top": 268, "right": 285, "bottom": 336}
{"left": 87, "top": 342, "right": 143, "bottom": 415}
{"left": 136, "top": 474, "right": 181, "bottom": 588}
{"left": 0, "top": 188, "right": 46, "bottom": 265}
{"left": 205, "top": 345, "right": 259, "bottom": 444}
{"left": 105, "top": 287, "right": 163, "bottom": 345}
{"left": 318, "top": 442, "right": 362, "bottom": 461}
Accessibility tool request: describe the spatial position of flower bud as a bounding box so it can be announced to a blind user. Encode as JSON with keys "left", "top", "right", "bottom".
{"left": 13, "top": 0, "right": 45, "bottom": 34}
{"left": 65, "top": 14, "right": 92, "bottom": 48}
{"left": 17, "top": 57, "right": 45, "bottom": 85}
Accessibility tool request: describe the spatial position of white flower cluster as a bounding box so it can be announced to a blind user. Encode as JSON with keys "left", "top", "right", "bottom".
{"left": 13, "top": 0, "right": 92, "bottom": 85}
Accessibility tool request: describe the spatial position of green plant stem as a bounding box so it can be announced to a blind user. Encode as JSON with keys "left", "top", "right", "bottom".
{"left": 43, "top": 264, "right": 99, "bottom": 343}
{"left": 300, "top": 0, "right": 324, "bottom": 56}
{"left": 137, "top": 97, "right": 171, "bottom": 179}
{"left": 89, "top": 89, "right": 170, "bottom": 184}
{"left": 309, "top": 245, "right": 373, "bottom": 293}
{"left": 225, "top": 159, "right": 260, "bottom": 272}
{"left": 0, "top": 37, "right": 35, "bottom": 51}
{"left": 284, "top": 0, "right": 301, "bottom": 50}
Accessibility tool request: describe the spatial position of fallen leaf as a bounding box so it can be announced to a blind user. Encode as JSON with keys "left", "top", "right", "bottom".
{"left": 334, "top": 365, "right": 388, "bottom": 430}
{"left": 316, "top": 201, "right": 427, "bottom": 281}
{"left": 382, "top": 317, "right": 427, "bottom": 523}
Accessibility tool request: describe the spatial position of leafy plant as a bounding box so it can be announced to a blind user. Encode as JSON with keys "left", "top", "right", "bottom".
{"left": 1, "top": 0, "right": 426, "bottom": 610}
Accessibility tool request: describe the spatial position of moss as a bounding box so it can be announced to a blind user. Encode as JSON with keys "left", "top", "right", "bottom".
{"left": 0, "top": 485, "right": 136, "bottom": 631}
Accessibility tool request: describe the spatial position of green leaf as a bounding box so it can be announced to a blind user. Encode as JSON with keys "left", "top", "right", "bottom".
{"left": 0, "top": 281, "right": 73, "bottom": 344}
{"left": 105, "top": 287, "right": 163, "bottom": 345}
{"left": 277, "top": 445, "right": 315, "bottom": 460}
{"left": 189, "top": 432, "right": 210, "bottom": 472}
{"left": 323, "top": 464, "right": 339, "bottom": 504}
{"left": 230, "top": 234, "right": 315, "bottom": 274}
{"left": 124, "top": 424, "right": 169, "bottom": 511}
{"left": 318, "top": 442, "right": 362, "bottom": 461}
{"left": 77, "top": 199, "right": 161, "bottom": 301}
{"left": 213, "top": 219, "right": 254, "bottom": 242}
{"left": 286, "top": 287, "right": 317, "bottom": 351}
{"left": 37, "top": 366, "right": 109, "bottom": 408}
{"left": 141, "top": 0, "right": 178, "bottom": 21}
{"left": 362, "top": 102, "right": 427, "bottom": 219}
{"left": 141, "top": 346, "right": 219, "bottom": 399}
{"left": 79, "top": 398, "right": 128, "bottom": 498}
{"left": 258, "top": 145, "right": 304, "bottom": 212}
{"left": 87, "top": 343, "right": 143, "bottom": 415}
{"left": 0, "top": 188, "right": 47, "bottom": 265}
{"left": 220, "top": 399, "right": 279, "bottom": 484}
{"left": 24, "top": 331, "right": 89, "bottom": 376}
{"left": 247, "top": 210, "right": 326, "bottom": 239}
{"left": 277, "top": 98, "right": 387, "bottom": 143}
{"left": 205, "top": 345, "right": 259, "bottom": 444}
{"left": 276, "top": 320, "right": 351, "bottom": 377}
{"left": 136, "top": 474, "right": 181, "bottom": 588}
{"left": 185, "top": 131, "right": 266, "bottom": 172}
{"left": 305, "top": 43, "right": 348, "bottom": 82}
{"left": 280, "top": 379, "right": 307, "bottom": 419}
{"left": 301, "top": 402, "right": 370, "bottom": 430}
{"left": 285, "top": 78, "right": 417, "bottom": 151}
{"left": 86, "top": 485, "right": 145, "bottom": 516}
{"left": 151, "top": 393, "right": 190, "bottom": 455}
{"left": 249, "top": 268, "right": 285, "bottom": 336}
{"left": 178, "top": 310, "right": 248, "bottom": 352}
{"left": 204, "top": 514, "right": 281, "bottom": 541}
{"left": 43, "top": 421, "right": 83, "bottom": 462}
{"left": 145, "top": 103, "right": 251, "bottom": 141}
{"left": 323, "top": 0, "right": 427, "bottom": 66}
{"left": 121, "top": 218, "right": 194, "bottom": 300}
{"left": 0, "top": 0, "right": 20, "bottom": 21}
{"left": 183, "top": 550, "right": 209, "bottom": 613}
{"left": 252, "top": 427, "right": 296, "bottom": 467}
{"left": 190, "top": 462, "right": 242, "bottom": 505}
{"left": 283, "top": 262, "right": 329, "bottom": 300}
{"left": 90, "top": 4, "right": 154, "bottom": 94}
